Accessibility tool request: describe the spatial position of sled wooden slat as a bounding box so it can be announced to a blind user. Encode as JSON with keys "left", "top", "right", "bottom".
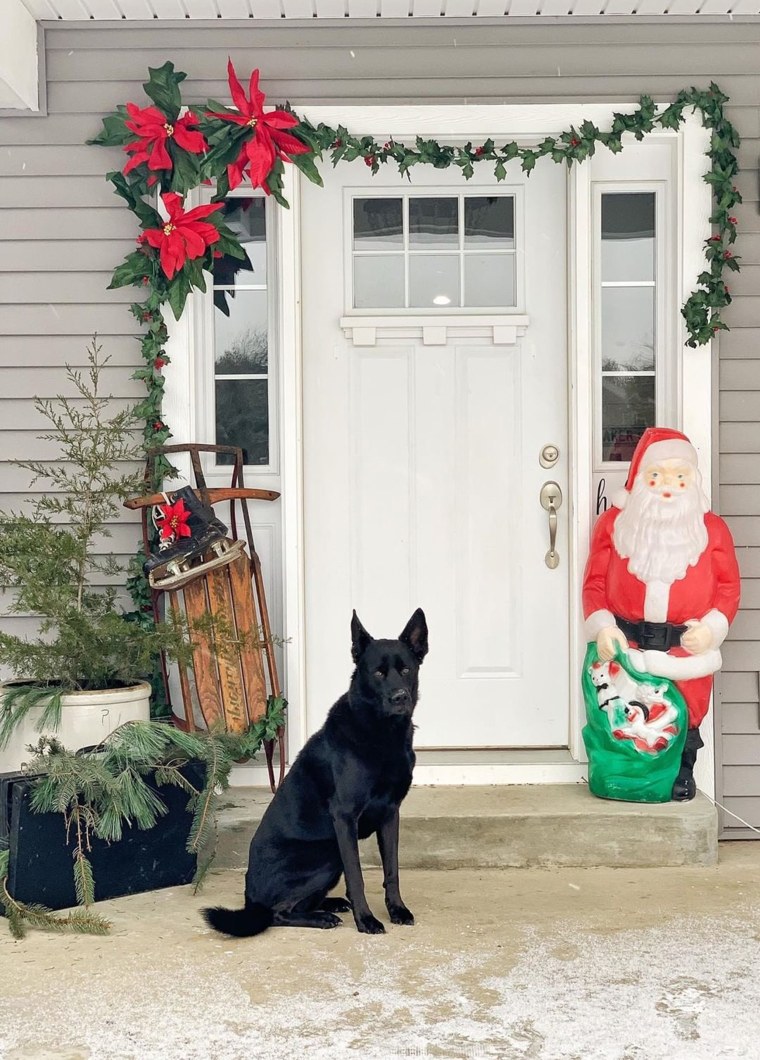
{"left": 228, "top": 551, "right": 268, "bottom": 725}
{"left": 168, "top": 592, "right": 196, "bottom": 732}
{"left": 182, "top": 577, "right": 226, "bottom": 731}
{"left": 205, "top": 563, "right": 248, "bottom": 734}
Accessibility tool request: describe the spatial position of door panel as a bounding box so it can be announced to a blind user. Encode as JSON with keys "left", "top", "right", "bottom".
{"left": 301, "top": 158, "right": 569, "bottom": 748}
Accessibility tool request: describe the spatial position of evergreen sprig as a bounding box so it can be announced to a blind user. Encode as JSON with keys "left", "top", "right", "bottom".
{"left": 0, "top": 338, "right": 189, "bottom": 711}
{"left": 1, "top": 698, "right": 286, "bottom": 938}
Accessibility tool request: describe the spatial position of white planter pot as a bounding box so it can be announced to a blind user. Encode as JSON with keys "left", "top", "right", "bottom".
{"left": 0, "top": 681, "right": 151, "bottom": 773}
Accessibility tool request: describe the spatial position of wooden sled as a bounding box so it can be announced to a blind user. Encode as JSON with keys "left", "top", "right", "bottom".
{"left": 125, "top": 444, "right": 285, "bottom": 791}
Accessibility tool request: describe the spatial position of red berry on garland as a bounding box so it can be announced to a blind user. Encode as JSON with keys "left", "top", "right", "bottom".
{"left": 365, "top": 155, "right": 376, "bottom": 167}
{"left": 474, "top": 146, "right": 485, "bottom": 157}
{"left": 142, "top": 311, "right": 152, "bottom": 322}
{"left": 383, "top": 142, "right": 393, "bottom": 151}
{"left": 153, "top": 421, "right": 164, "bottom": 431}
{"left": 142, "top": 276, "right": 150, "bottom": 286}
{"left": 154, "top": 358, "right": 166, "bottom": 369}
{"left": 331, "top": 139, "right": 343, "bottom": 149}
{"left": 708, "top": 235, "right": 721, "bottom": 243}
{"left": 570, "top": 138, "right": 580, "bottom": 147}
{"left": 723, "top": 250, "right": 733, "bottom": 260}
{"left": 728, "top": 216, "right": 738, "bottom": 225}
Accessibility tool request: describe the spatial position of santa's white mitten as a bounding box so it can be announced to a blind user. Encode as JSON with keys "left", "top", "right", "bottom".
{"left": 596, "top": 626, "right": 629, "bottom": 662}
{"left": 681, "top": 621, "right": 713, "bottom": 655}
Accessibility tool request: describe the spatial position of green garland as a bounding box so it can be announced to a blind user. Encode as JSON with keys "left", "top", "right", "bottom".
{"left": 88, "top": 63, "right": 741, "bottom": 598}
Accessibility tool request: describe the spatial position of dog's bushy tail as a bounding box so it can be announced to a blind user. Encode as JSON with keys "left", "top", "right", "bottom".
{"left": 202, "top": 897, "right": 274, "bottom": 938}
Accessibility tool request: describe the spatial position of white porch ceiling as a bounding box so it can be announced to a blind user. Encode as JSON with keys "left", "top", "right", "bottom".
{"left": 18, "top": 0, "right": 760, "bottom": 19}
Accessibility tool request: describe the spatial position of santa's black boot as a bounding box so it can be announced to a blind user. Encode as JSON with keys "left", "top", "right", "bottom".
{"left": 671, "top": 727, "right": 704, "bottom": 802}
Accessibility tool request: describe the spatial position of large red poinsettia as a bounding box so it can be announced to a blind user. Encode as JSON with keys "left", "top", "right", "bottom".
{"left": 123, "top": 102, "right": 207, "bottom": 178}
{"left": 207, "top": 61, "right": 310, "bottom": 192}
{"left": 140, "top": 193, "right": 223, "bottom": 280}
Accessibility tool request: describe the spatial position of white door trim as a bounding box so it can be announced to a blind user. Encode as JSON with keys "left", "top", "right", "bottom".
{"left": 164, "top": 103, "right": 713, "bottom": 788}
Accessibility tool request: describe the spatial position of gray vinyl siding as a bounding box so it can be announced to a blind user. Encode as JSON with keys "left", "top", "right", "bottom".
{"left": 0, "top": 19, "right": 758, "bottom": 821}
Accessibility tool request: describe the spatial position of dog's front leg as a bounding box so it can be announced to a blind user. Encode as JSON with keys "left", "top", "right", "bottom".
{"left": 331, "top": 811, "right": 384, "bottom": 934}
{"left": 377, "top": 809, "right": 414, "bottom": 925}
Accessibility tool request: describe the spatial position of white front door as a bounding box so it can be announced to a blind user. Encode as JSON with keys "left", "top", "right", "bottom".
{"left": 300, "top": 153, "right": 569, "bottom": 749}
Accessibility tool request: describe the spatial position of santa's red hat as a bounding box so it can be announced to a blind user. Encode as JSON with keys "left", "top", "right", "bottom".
{"left": 613, "top": 427, "right": 700, "bottom": 509}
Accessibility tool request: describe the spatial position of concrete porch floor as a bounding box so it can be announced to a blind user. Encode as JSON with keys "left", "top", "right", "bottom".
{"left": 216, "top": 783, "right": 719, "bottom": 871}
{"left": 1, "top": 844, "right": 759, "bottom": 1060}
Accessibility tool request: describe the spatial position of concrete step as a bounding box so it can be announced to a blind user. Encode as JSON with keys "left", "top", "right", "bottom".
{"left": 215, "top": 783, "right": 718, "bottom": 871}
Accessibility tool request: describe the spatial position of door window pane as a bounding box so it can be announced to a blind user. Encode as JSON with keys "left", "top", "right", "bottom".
{"left": 409, "top": 197, "right": 459, "bottom": 248}
{"left": 354, "top": 255, "right": 405, "bottom": 308}
{"left": 597, "top": 189, "right": 660, "bottom": 468}
{"left": 214, "top": 291, "right": 268, "bottom": 373}
{"left": 601, "top": 287, "right": 655, "bottom": 371}
{"left": 353, "top": 198, "right": 403, "bottom": 249}
{"left": 409, "top": 255, "right": 461, "bottom": 308}
{"left": 216, "top": 379, "right": 269, "bottom": 466}
{"left": 212, "top": 194, "right": 273, "bottom": 468}
{"left": 464, "top": 254, "right": 515, "bottom": 308}
{"left": 601, "top": 193, "right": 655, "bottom": 283}
{"left": 602, "top": 377, "right": 655, "bottom": 463}
{"left": 350, "top": 192, "right": 517, "bottom": 310}
{"left": 213, "top": 197, "right": 265, "bottom": 286}
{"left": 464, "top": 196, "right": 515, "bottom": 248}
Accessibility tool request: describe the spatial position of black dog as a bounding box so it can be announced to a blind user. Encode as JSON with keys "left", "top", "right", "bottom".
{"left": 202, "top": 608, "right": 428, "bottom": 937}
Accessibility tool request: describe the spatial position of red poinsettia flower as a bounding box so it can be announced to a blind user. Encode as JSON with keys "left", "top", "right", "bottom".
{"left": 207, "top": 60, "right": 310, "bottom": 192}
{"left": 157, "top": 497, "right": 192, "bottom": 542}
{"left": 140, "top": 192, "right": 223, "bottom": 280}
{"left": 123, "top": 103, "right": 207, "bottom": 179}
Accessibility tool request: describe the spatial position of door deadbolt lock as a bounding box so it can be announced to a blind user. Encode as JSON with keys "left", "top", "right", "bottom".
{"left": 539, "top": 481, "right": 563, "bottom": 569}
{"left": 539, "top": 444, "right": 560, "bottom": 469}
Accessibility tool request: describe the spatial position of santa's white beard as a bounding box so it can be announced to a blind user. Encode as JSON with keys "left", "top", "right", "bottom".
{"left": 613, "top": 478, "right": 709, "bottom": 584}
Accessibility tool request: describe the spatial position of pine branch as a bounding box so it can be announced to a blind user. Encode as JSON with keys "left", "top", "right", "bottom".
{"left": 73, "top": 850, "right": 95, "bottom": 907}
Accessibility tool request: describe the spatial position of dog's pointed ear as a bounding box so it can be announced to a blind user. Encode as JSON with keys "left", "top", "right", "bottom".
{"left": 351, "top": 610, "right": 373, "bottom": 662}
{"left": 399, "top": 608, "right": 428, "bottom": 663}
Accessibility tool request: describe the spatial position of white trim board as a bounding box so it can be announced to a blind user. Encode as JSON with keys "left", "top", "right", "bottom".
{"left": 163, "top": 103, "right": 714, "bottom": 793}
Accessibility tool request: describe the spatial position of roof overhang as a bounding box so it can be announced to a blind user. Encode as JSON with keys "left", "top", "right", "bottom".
{"left": 1, "top": 0, "right": 40, "bottom": 111}
{"left": 16, "top": 0, "right": 760, "bottom": 19}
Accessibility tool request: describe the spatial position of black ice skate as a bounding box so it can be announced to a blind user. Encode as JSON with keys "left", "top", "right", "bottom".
{"left": 145, "top": 486, "right": 243, "bottom": 591}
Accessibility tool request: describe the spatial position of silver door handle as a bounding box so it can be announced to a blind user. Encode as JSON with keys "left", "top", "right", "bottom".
{"left": 540, "top": 481, "right": 563, "bottom": 569}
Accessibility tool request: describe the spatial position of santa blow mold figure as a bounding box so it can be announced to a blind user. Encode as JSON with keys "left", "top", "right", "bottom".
{"left": 582, "top": 427, "right": 741, "bottom": 801}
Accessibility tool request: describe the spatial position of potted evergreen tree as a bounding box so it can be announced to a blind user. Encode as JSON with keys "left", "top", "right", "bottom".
{"left": 0, "top": 338, "right": 171, "bottom": 771}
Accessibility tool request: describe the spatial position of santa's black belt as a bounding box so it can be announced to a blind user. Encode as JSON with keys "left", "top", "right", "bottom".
{"left": 613, "top": 616, "right": 688, "bottom": 652}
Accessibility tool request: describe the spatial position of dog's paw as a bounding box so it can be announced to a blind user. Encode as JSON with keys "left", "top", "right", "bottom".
{"left": 321, "top": 896, "right": 352, "bottom": 914}
{"left": 356, "top": 914, "right": 386, "bottom": 935}
{"left": 388, "top": 904, "right": 415, "bottom": 926}
{"left": 318, "top": 912, "right": 343, "bottom": 929}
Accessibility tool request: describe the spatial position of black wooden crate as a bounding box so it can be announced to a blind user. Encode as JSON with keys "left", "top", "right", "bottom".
{"left": 0, "top": 762, "right": 204, "bottom": 912}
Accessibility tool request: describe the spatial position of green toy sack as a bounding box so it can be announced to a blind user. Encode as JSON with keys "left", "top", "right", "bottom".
{"left": 582, "top": 644, "right": 688, "bottom": 803}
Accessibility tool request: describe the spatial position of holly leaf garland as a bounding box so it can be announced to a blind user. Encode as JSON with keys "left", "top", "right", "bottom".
{"left": 90, "top": 66, "right": 743, "bottom": 626}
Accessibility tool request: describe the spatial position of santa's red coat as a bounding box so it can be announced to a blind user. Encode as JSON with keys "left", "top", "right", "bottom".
{"left": 583, "top": 508, "right": 741, "bottom": 727}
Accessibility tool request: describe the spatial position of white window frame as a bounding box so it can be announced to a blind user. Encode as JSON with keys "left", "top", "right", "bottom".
{"left": 569, "top": 115, "right": 714, "bottom": 795}
{"left": 344, "top": 185, "right": 525, "bottom": 315}
{"left": 163, "top": 105, "right": 713, "bottom": 792}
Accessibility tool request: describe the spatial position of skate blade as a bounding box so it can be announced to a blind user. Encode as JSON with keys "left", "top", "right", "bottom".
{"left": 149, "top": 539, "right": 246, "bottom": 591}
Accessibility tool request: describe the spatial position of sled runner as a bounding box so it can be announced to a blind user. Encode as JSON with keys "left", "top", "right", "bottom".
{"left": 125, "top": 444, "right": 285, "bottom": 790}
